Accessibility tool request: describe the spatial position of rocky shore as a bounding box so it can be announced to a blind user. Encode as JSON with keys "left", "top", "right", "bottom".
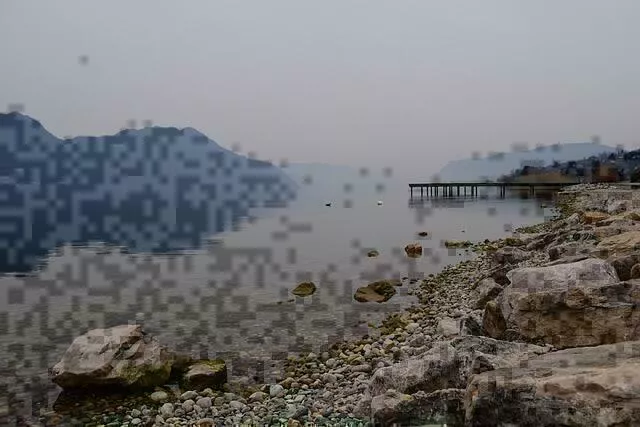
{"left": 38, "top": 183, "right": 640, "bottom": 426}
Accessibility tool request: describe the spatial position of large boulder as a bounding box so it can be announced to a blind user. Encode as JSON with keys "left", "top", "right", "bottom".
{"left": 481, "top": 259, "right": 640, "bottom": 349}
{"left": 357, "top": 337, "right": 549, "bottom": 421}
{"left": 472, "top": 278, "right": 503, "bottom": 309}
{"left": 607, "top": 252, "right": 640, "bottom": 281}
{"left": 51, "top": 325, "right": 174, "bottom": 390}
{"left": 597, "top": 230, "right": 640, "bottom": 257}
{"left": 369, "top": 388, "right": 465, "bottom": 427}
{"left": 491, "top": 247, "right": 530, "bottom": 265}
{"left": 465, "top": 341, "right": 640, "bottom": 426}
{"left": 547, "top": 241, "right": 594, "bottom": 261}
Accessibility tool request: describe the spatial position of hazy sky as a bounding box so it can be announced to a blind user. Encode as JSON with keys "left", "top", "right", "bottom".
{"left": 2, "top": 0, "right": 640, "bottom": 179}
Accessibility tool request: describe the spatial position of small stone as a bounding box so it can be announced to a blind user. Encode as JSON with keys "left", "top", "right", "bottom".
{"left": 196, "top": 397, "right": 212, "bottom": 409}
{"left": 182, "top": 399, "right": 195, "bottom": 412}
{"left": 406, "top": 322, "right": 420, "bottom": 333}
{"left": 150, "top": 391, "right": 169, "bottom": 403}
{"left": 159, "top": 403, "right": 174, "bottom": 418}
{"left": 181, "top": 390, "right": 198, "bottom": 401}
{"left": 155, "top": 415, "right": 165, "bottom": 425}
{"left": 229, "top": 400, "right": 246, "bottom": 410}
{"left": 249, "top": 391, "right": 267, "bottom": 402}
{"left": 280, "top": 377, "right": 295, "bottom": 389}
{"left": 214, "top": 396, "right": 225, "bottom": 406}
{"left": 325, "top": 358, "right": 338, "bottom": 368}
{"left": 271, "top": 384, "right": 286, "bottom": 397}
{"left": 131, "top": 419, "right": 141, "bottom": 426}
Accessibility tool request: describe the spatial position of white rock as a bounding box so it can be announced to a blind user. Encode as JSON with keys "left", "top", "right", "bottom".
{"left": 159, "top": 403, "right": 174, "bottom": 418}
{"left": 270, "top": 384, "right": 286, "bottom": 398}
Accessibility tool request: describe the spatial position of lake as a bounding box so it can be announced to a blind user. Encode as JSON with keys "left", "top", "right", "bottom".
{"left": 0, "top": 176, "right": 555, "bottom": 418}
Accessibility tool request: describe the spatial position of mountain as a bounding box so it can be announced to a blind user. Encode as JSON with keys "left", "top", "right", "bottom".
{"left": 0, "top": 113, "right": 297, "bottom": 272}
{"left": 437, "top": 142, "right": 620, "bottom": 182}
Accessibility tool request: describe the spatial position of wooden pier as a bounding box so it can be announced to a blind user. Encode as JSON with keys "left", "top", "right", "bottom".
{"left": 409, "top": 181, "right": 579, "bottom": 198}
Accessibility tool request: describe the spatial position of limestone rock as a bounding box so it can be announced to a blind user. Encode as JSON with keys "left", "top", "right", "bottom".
{"left": 483, "top": 259, "right": 640, "bottom": 349}
{"left": 465, "top": 341, "right": 640, "bottom": 426}
{"left": 547, "top": 241, "right": 594, "bottom": 261}
{"left": 491, "top": 246, "right": 530, "bottom": 265}
{"left": 437, "top": 317, "right": 459, "bottom": 337}
{"left": 50, "top": 324, "right": 174, "bottom": 390}
{"left": 472, "top": 278, "right": 503, "bottom": 309}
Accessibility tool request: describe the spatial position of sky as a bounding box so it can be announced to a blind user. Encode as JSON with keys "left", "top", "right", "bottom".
{"left": 2, "top": 0, "right": 640, "bottom": 180}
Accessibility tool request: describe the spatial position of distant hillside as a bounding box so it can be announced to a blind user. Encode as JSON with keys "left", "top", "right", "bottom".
{"left": 437, "top": 142, "right": 619, "bottom": 182}
{"left": 0, "top": 113, "right": 297, "bottom": 271}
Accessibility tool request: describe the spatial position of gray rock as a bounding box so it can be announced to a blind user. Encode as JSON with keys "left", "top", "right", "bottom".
{"left": 181, "top": 399, "right": 194, "bottom": 412}
{"left": 492, "top": 246, "right": 530, "bottom": 265}
{"left": 472, "top": 278, "right": 503, "bottom": 309}
{"left": 151, "top": 391, "right": 170, "bottom": 404}
{"left": 437, "top": 317, "right": 459, "bottom": 337}
{"left": 409, "top": 334, "right": 426, "bottom": 347}
{"left": 362, "top": 388, "right": 465, "bottom": 426}
{"left": 483, "top": 258, "right": 640, "bottom": 349}
{"left": 196, "top": 397, "right": 212, "bottom": 409}
{"left": 459, "top": 311, "right": 484, "bottom": 337}
{"left": 249, "top": 391, "right": 267, "bottom": 402}
{"left": 50, "top": 324, "right": 174, "bottom": 390}
{"left": 159, "top": 403, "right": 174, "bottom": 418}
{"left": 406, "top": 323, "right": 420, "bottom": 333}
{"left": 547, "top": 241, "right": 594, "bottom": 261}
{"left": 270, "top": 384, "right": 285, "bottom": 398}
{"left": 180, "top": 390, "right": 198, "bottom": 401}
{"left": 229, "top": 400, "right": 246, "bottom": 410}
{"left": 467, "top": 340, "right": 640, "bottom": 426}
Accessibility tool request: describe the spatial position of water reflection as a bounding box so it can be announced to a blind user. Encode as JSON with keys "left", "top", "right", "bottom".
{"left": 0, "top": 112, "right": 297, "bottom": 272}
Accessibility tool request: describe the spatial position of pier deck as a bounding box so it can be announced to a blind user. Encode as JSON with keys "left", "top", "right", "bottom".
{"left": 408, "top": 181, "right": 579, "bottom": 198}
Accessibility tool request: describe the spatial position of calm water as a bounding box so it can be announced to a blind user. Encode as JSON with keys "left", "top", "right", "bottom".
{"left": 0, "top": 178, "right": 554, "bottom": 417}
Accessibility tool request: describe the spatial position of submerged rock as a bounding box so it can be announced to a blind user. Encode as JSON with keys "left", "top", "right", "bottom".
{"left": 404, "top": 243, "right": 423, "bottom": 257}
{"left": 444, "top": 240, "right": 473, "bottom": 249}
{"left": 50, "top": 324, "right": 174, "bottom": 390}
{"left": 354, "top": 280, "right": 397, "bottom": 303}
{"left": 292, "top": 282, "right": 317, "bottom": 297}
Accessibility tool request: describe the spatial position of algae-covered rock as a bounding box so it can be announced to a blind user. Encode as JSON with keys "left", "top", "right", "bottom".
{"left": 354, "top": 280, "right": 397, "bottom": 303}
{"left": 444, "top": 240, "right": 473, "bottom": 249}
{"left": 292, "top": 282, "right": 317, "bottom": 297}
{"left": 50, "top": 324, "right": 174, "bottom": 390}
{"left": 181, "top": 359, "right": 228, "bottom": 391}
